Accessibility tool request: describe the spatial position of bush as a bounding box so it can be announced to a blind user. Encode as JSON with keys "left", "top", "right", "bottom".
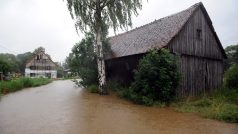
{"left": 224, "top": 64, "right": 238, "bottom": 89}
{"left": 0, "top": 77, "right": 52, "bottom": 94}
{"left": 21, "top": 77, "right": 33, "bottom": 87}
{"left": 123, "top": 49, "right": 180, "bottom": 105}
{"left": 87, "top": 84, "right": 98, "bottom": 93}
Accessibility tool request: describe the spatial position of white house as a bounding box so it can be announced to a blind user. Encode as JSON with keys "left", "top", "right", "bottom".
{"left": 25, "top": 48, "right": 57, "bottom": 78}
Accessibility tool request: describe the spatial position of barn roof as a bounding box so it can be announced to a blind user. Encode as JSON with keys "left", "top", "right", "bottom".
{"left": 106, "top": 2, "right": 226, "bottom": 60}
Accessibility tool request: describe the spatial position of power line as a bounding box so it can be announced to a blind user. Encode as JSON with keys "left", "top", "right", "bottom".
{"left": 0, "top": 43, "right": 18, "bottom": 54}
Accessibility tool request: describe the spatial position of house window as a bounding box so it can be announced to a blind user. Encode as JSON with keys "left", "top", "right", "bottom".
{"left": 45, "top": 66, "right": 51, "bottom": 70}
{"left": 30, "top": 66, "right": 36, "bottom": 70}
{"left": 197, "top": 29, "right": 202, "bottom": 39}
{"left": 30, "top": 73, "right": 35, "bottom": 77}
{"left": 37, "top": 55, "right": 40, "bottom": 60}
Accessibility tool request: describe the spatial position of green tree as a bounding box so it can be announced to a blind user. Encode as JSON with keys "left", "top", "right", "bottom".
{"left": 0, "top": 59, "right": 11, "bottom": 74}
{"left": 66, "top": 33, "right": 98, "bottom": 86}
{"left": 123, "top": 49, "right": 180, "bottom": 105}
{"left": 16, "top": 52, "right": 33, "bottom": 74}
{"left": 65, "top": 0, "right": 143, "bottom": 94}
{"left": 0, "top": 53, "right": 20, "bottom": 73}
{"left": 225, "top": 44, "right": 238, "bottom": 68}
{"left": 224, "top": 64, "right": 238, "bottom": 89}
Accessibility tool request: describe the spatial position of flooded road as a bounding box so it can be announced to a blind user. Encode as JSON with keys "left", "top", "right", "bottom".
{"left": 0, "top": 80, "right": 237, "bottom": 134}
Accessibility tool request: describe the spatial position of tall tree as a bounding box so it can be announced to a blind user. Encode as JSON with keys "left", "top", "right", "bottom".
{"left": 225, "top": 44, "right": 238, "bottom": 68}
{"left": 65, "top": 0, "right": 143, "bottom": 94}
{"left": 0, "top": 53, "right": 20, "bottom": 73}
{"left": 66, "top": 33, "right": 98, "bottom": 86}
{"left": 17, "top": 52, "right": 33, "bottom": 73}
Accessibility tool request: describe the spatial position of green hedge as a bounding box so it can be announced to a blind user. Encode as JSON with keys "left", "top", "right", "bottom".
{"left": 0, "top": 77, "right": 52, "bottom": 94}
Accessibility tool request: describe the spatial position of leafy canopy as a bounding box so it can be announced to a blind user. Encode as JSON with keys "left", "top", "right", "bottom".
{"left": 225, "top": 44, "right": 238, "bottom": 68}
{"left": 66, "top": 0, "right": 142, "bottom": 33}
{"left": 224, "top": 64, "right": 238, "bottom": 89}
{"left": 66, "top": 33, "right": 98, "bottom": 86}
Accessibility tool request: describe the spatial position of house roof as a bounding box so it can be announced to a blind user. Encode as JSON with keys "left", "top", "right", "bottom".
{"left": 105, "top": 2, "right": 226, "bottom": 60}
{"left": 25, "top": 50, "right": 57, "bottom": 67}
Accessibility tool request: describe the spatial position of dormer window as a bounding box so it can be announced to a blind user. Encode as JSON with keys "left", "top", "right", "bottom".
{"left": 37, "top": 55, "right": 40, "bottom": 60}
{"left": 197, "top": 29, "right": 202, "bottom": 39}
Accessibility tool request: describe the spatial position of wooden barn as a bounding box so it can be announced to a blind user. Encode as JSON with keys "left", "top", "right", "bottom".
{"left": 105, "top": 2, "right": 227, "bottom": 97}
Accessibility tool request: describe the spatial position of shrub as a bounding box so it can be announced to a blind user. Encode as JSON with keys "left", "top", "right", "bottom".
{"left": 20, "top": 77, "right": 33, "bottom": 87}
{"left": 224, "top": 64, "right": 238, "bottom": 89}
{"left": 87, "top": 84, "right": 98, "bottom": 93}
{"left": 124, "top": 49, "right": 180, "bottom": 105}
{"left": 0, "top": 77, "right": 51, "bottom": 94}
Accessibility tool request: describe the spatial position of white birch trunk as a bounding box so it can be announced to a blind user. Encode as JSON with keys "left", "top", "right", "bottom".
{"left": 96, "top": 28, "right": 107, "bottom": 94}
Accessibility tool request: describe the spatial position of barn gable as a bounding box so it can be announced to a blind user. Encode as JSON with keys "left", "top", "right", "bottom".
{"left": 167, "top": 4, "right": 225, "bottom": 60}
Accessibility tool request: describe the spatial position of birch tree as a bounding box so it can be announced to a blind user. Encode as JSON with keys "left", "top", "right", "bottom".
{"left": 65, "top": 0, "right": 143, "bottom": 94}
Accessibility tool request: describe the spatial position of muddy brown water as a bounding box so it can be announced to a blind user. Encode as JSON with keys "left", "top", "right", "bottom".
{"left": 0, "top": 80, "right": 237, "bottom": 134}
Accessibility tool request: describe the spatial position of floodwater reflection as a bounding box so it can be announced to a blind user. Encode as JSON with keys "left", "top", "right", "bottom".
{"left": 0, "top": 80, "right": 237, "bottom": 134}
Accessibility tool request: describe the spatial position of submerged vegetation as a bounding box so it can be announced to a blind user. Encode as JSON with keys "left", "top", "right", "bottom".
{"left": 173, "top": 89, "right": 238, "bottom": 123}
{"left": 0, "top": 77, "right": 52, "bottom": 94}
{"left": 180, "top": 63, "right": 237, "bottom": 122}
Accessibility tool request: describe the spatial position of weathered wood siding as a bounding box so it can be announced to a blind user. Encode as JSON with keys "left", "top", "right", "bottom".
{"left": 178, "top": 55, "right": 223, "bottom": 97}
{"left": 168, "top": 7, "right": 224, "bottom": 96}
{"left": 168, "top": 7, "right": 224, "bottom": 60}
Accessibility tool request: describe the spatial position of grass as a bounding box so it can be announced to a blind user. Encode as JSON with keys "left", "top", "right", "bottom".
{"left": 85, "top": 81, "right": 238, "bottom": 123}
{"left": 87, "top": 84, "right": 98, "bottom": 93}
{"left": 173, "top": 89, "right": 238, "bottom": 123}
{"left": 0, "top": 77, "right": 52, "bottom": 94}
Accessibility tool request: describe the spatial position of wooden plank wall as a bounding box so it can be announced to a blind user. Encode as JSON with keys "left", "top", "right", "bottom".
{"left": 168, "top": 7, "right": 223, "bottom": 60}
{"left": 168, "top": 7, "right": 225, "bottom": 97}
{"left": 179, "top": 55, "right": 223, "bottom": 97}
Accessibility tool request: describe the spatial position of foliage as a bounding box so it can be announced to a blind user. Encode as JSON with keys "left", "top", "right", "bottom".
{"left": 0, "top": 59, "right": 11, "bottom": 74}
{"left": 122, "top": 49, "right": 181, "bottom": 106}
{"left": 0, "top": 53, "right": 20, "bottom": 74}
{"left": 65, "top": 0, "right": 143, "bottom": 94}
{"left": 225, "top": 44, "right": 238, "bottom": 68}
{"left": 66, "top": 33, "right": 98, "bottom": 87}
{"left": 16, "top": 52, "right": 33, "bottom": 73}
{"left": 0, "top": 52, "right": 33, "bottom": 74}
{"left": 173, "top": 89, "right": 238, "bottom": 123}
{"left": 87, "top": 84, "right": 99, "bottom": 93}
{"left": 0, "top": 77, "right": 52, "bottom": 94}
{"left": 224, "top": 64, "right": 238, "bottom": 89}
{"left": 54, "top": 62, "right": 64, "bottom": 78}
{"left": 66, "top": 0, "right": 142, "bottom": 34}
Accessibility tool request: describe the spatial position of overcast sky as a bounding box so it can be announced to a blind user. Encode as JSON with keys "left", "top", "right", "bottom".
{"left": 0, "top": 0, "right": 237, "bottom": 62}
